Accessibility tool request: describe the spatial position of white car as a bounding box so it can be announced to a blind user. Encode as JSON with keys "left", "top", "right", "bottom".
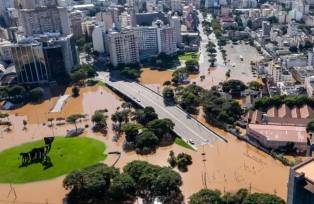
{"left": 188, "top": 139, "right": 195, "bottom": 145}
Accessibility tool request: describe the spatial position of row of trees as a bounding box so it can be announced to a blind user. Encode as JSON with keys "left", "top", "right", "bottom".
{"left": 63, "top": 160, "right": 183, "bottom": 204}
{"left": 111, "top": 106, "right": 175, "bottom": 154}
{"left": 171, "top": 59, "right": 200, "bottom": 85}
{"left": 207, "top": 41, "right": 217, "bottom": 67}
{"left": 163, "top": 84, "right": 243, "bottom": 125}
{"left": 0, "top": 85, "right": 45, "bottom": 103}
{"left": 70, "top": 64, "right": 95, "bottom": 83}
{"left": 168, "top": 150, "right": 192, "bottom": 172}
{"left": 150, "top": 52, "right": 180, "bottom": 70}
{"left": 254, "top": 95, "right": 314, "bottom": 111}
{"left": 116, "top": 63, "right": 142, "bottom": 80}
{"left": 189, "top": 188, "right": 285, "bottom": 204}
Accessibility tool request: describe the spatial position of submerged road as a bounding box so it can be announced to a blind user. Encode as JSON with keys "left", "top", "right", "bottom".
{"left": 97, "top": 72, "right": 225, "bottom": 147}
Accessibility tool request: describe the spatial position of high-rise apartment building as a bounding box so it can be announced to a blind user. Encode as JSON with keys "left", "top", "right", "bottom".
{"left": 92, "top": 24, "right": 106, "bottom": 53}
{"left": 154, "top": 20, "right": 177, "bottom": 55}
{"left": 106, "top": 29, "right": 139, "bottom": 66}
{"left": 69, "top": 10, "right": 84, "bottom": 39}
{"left": 96, "top": 12, "right": 114, "bottom": 30}
{"left": 18, "top": 6, "right": 71, "bottom": 36}
{"left": 171, "top": 0, "right": 183, "bottom": 12}
{"left": 170, "top": 15, "right": 182, "bottom": 45}
{"left": 16, "top": 0, "right": 57, "bottom": 9}
{"left": 134, "top": 26, "right": 159, "bottom": 58}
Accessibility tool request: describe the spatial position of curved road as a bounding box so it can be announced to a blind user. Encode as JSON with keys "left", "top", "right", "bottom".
{"left": 97, "top": 72, "right": 225, "bottom": 147}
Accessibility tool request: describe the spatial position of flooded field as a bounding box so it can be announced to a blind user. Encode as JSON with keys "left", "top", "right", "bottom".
{"left": 0, "top": 84, "right": 289, "bottom": 203}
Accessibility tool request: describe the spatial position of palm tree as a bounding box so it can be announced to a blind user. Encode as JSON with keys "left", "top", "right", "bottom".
{"left": 66, "top": 114, "right": 85, "bottom": 131}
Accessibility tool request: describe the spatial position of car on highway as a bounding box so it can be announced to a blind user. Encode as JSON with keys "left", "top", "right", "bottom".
{"left": 188, "top": 139, "right": 195, "bottom": 145}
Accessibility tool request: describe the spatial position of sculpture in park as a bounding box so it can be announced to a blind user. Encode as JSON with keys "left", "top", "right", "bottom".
{"left": 19, "top": 137, "right": 55, "bottom": 169}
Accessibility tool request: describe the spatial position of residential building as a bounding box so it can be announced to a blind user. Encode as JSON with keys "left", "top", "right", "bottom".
{"left": 92, "top": 24, "right": 106, "bottom": 53}
{"left": 134, "top": 26, "right": 159, "bottom": 58}
{"left": 81, "top": 20, "right": 96, "bottom": 37}
{"left": 69, "top": 10, "right": 84, "bottom": 39}
{"left": 0, "top": 0, "right": 15, "bottom": 22}
{"left": 171, "top": 0, "right": 182, "bottom": 12}
{"left": 262, "top": 20, "right": 271, "bottom": 38}
{"left": 119, "top": 11, "right": 133, "bottom": 28}
{"left": 18, "top": 6, "right": 71, "bottom": 36}
{"left": 96, "top": 11, "right": 114, "bottom": 30}
{"left": 170, "top": 15, "right": 182, "bottom": 45}
{"left": 154, "top": 20, "right": 177, "bottom": 55}
{"left": 106, "top": 29, "right": 139, "bottom": 66}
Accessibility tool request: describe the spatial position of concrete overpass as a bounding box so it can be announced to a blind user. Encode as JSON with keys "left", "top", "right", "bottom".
{"left": 97, "top": 72, "right": 226, "bottom": 147}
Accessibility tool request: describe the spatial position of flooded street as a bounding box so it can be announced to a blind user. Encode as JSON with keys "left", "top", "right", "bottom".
{"left": 0, "top": 84, "right": 289, "bottom": 203}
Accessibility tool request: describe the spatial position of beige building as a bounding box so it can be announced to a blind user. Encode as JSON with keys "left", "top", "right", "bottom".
{"left": 247, "top": 104, "right": 314, "bottom": 153}
{"left": 18, "top": 6, "right": 71, "bottom": 36}
{"left": 106, "top": 29, "right": 139, "bottom": 67}
{"left": 69, "top": 10, "right": 84, "bottom": 39}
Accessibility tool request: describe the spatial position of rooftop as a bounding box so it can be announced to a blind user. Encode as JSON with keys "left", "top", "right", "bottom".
{"left": 294, "top": 158, "right": 314, "bottom": 182}
{"left": 248, "top": 124, "right": 308, "bottom": 143}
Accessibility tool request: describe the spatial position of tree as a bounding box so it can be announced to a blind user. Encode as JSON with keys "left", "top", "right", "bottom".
{"left": 209, "top": 56, "right": 217, "bottom": 67}
{"left": 167, "top": 150, "right": 177, "bottom": 167}
{"left": 111, "top": 109, "right": 130, "bottom": 133}
{"left": 70, "top": 70, "right": 88, "bottom": 82}
{"left": 147, "top": 119, "right": 175, "bottom": 140}
{"left": 109, "top": 173, "right": 136, "bottom": 201}
{"left": 179, "top": 92, "right": 200, "bottom": 113}
{"left": 122, "top": 123, "right": 142, "bottom": 142}
{"left": 134, "top": 107, "right": 158, "bottom": 125}
{"left": 152, "top": 167, "right": 183, "bottom": 203}
{"left": 247, "top": 19, "right": 253, "bottom": 29}
{"left": 135, "top": 129, "right": 159, "bottom": 153}
{"left": 123, "top": 160, "right": 183, "bottom": 203}
{"left": 307, "top": 120, "right": 314, "bottom": 132}
{"left": 72, "top": 86, "right": 80, "bottom": 97}
{"left": 63, "top": 163, "right": 119, "bottom": 201}
{"left": 176, "top": 153, "right": 192, "bottom": 172}
{"left": 29, "top": 87, "right": 44, "bottom": 102}
{"left": 66, "top": 114, "right": 85, "bottom": 131}
{"left": 222, "top": 80, "right": 247, "bottom": 94}
{"left": 163, "top": 87, "right": 175, "bottom": 104}
{"left": 47, "top": 118, "right": 54, "bottom": 127}
{"left": 8, "top": 85, "right": 26, "bottom": 98}
{"left": 189, "top": 189, "right": 223, "bottom": 204}
{"left": 248, "top": 80, "right": 263, "bottom": 90}
{"left": 22, "top": 120, "right": 27, "bottom": 130}
{"left": 207, "top": 47, "right": 217, "bottom": 53}
{"left": 289, "top": 46, "right": 298, "bottom": 53}
{"left": 242, "top": 193, "right": 285, "bottom": 204}
{"left": 185, "top": 59, "right": 199, "bottom": 73}
{"left": 225, "top": 69, "right": 231, "bottom": 78}
{"left": 91, "top": 111, "right": 107, "bottom": 132}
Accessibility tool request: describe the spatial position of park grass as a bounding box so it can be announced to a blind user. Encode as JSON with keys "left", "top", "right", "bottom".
{"left": 174, "top": 137, "right": 195, "bottom": 151}
{"left": 0, "top": 136, "right": 106, "bottom": 183}
{"left": 178, "top": 52, "right": 200, "bottom": 61}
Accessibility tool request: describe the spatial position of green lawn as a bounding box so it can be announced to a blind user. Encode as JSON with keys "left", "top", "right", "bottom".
{"left": 174, "top": 137, "right": 195, "bottom": 151}
{"left": 0, "top": 137, "right": 106, "bottom": 183}
{"left": 178, "top": 52, "right": 200, "bottom": 61}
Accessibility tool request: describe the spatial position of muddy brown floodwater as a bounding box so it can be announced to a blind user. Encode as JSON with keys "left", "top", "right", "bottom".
{"left": 0, "top": 85, "right": 289, "bottom": 204}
